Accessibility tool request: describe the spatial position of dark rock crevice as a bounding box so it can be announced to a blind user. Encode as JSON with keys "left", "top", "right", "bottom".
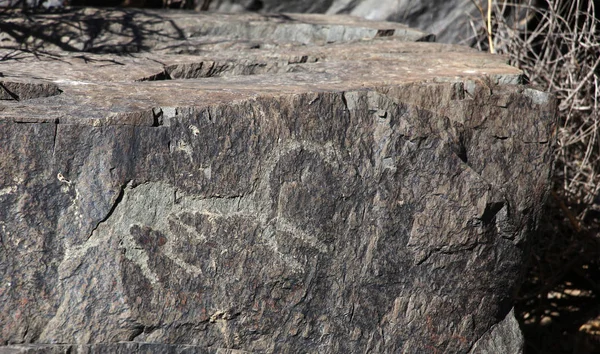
{"left": 86, "top": 181, "right": 130, "bottom": 241}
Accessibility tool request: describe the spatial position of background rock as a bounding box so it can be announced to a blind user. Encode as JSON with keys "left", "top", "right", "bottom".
{"left": 0, "top": 8, "right": 555, "bottom": 353}
{"left": 207, "top": 0, "right": 488, "bottom": 44}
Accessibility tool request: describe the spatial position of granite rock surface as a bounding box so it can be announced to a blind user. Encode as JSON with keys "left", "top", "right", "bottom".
{"left": 0, "top": 8, "right": 556, "bottom": 354}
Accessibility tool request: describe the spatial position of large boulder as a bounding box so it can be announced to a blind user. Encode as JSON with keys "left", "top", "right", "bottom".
{"left": 0, "top": 8, "right": 555, "bottom": 354}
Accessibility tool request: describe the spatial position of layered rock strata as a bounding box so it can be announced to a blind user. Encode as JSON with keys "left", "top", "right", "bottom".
{"left": 0, "top": 8, "right": 555, "bottom": 354}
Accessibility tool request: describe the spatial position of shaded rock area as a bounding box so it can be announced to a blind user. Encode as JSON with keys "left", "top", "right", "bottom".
{"left": 0, "top": 8, "right": 556, "bottom": 354}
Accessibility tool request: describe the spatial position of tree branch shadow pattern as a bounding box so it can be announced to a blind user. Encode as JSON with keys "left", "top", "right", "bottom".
{"left": 0, "top": 5, "right": 187, "bottom": 61}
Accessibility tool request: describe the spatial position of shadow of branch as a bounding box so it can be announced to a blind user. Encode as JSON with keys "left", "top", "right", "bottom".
{"left": 0, "top": 5, "right": 188, "bottom": 60}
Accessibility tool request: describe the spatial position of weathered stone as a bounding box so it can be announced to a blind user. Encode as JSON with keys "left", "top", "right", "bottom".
{"left": 0, "top": 0, "right": 521, "bottom": 44}
{"left": 207, "top": 0, "right": 498, "bottom": 44}
{"left": 0, "top": 8, "right": 555, "bottom": 354}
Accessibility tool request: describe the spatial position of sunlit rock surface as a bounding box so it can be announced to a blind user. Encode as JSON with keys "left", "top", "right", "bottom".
{"left": 0, "top": 8, "right": 555, "bottom": 354}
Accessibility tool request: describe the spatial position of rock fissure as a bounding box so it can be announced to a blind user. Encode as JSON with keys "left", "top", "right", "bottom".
{"left": 51, "top": 119, "right": 59, "bottom": 157}
{"left": 87, "top": 181, "right": 130, "bottom": 241}
{"left": 0, "top": 81, "right": 20, "bottom": 101}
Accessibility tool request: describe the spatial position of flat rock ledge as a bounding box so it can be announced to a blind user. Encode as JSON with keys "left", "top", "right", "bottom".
{"left": 0, "top": 8, "right": 556, "bottom": 354}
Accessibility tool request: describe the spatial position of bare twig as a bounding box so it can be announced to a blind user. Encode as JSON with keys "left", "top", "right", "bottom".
{"left": 487, "top": 0, "right": 495, "bottom": 53}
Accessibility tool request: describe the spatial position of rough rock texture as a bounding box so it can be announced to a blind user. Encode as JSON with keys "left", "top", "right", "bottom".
{"left": 207, "top": 0, "right": 495, "bottom": 44}
{"left": 0, "top": 8, "right": 555, "bottom": 354}
{"left": 0, "top": 0, "right": 520, "bottom": 44}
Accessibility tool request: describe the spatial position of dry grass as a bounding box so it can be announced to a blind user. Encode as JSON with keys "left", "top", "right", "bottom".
{"left": 468, "top": 1, "right": 600, "bottom": 352}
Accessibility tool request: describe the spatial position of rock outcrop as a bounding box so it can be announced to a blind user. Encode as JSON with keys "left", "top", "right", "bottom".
{"left": 0, "top": 8, "right": 556, "bottom": 354}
